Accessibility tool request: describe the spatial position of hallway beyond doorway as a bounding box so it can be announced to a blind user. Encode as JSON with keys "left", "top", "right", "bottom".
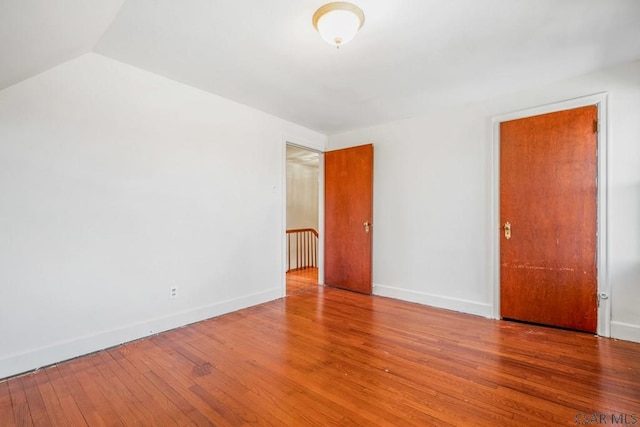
{"left": 286, "top": 267, "right": 318, "bottom": 295}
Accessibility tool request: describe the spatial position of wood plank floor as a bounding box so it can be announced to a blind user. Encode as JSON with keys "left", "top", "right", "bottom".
{"left": 286, "top": 267, "right": 318, "bottom": 295}
{"left": 2, "top": 286, "right": 639, "bottom": 426}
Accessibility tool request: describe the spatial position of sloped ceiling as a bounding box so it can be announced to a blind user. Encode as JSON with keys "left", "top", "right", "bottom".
{"left": 2, "top": 1, "right": 640, "bottom": 134}
{"left": 0, "top": 0, "right": 126, "bottom": 90}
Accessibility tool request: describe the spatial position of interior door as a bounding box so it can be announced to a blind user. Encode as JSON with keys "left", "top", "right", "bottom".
{"left": 324, "top": 144, "right": 373, "bottom": 294}
{"left": 500, "top": 105, "right": 598, "bottom": 332}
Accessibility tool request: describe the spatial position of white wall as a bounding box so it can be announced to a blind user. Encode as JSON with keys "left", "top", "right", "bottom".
{"left": 0, "top": 53, "right": 326, "bottom": 379}
{"left": 286, "top": 160, "right": 319, "bottom": 231}
{"left": 329, "top": 59, "right": 640, "bottom": 343}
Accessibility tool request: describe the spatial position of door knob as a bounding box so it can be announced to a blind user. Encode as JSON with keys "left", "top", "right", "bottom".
{"left": 364, "top": 221, "right": 371, "bottom": 233}
{"left": 503, "top": 222, "right": 511, "bottom": 240}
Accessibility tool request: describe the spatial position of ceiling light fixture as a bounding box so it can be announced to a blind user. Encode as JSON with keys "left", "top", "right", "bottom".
{"left": 312, "top": 2, "right": 365, "bottom": 48}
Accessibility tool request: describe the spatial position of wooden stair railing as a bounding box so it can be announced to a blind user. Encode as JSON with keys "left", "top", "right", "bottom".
{"left": 286, "top": 228, "right": 319, "bottom": 272}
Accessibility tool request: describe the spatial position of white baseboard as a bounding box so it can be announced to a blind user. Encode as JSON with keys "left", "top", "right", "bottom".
{"left": 0, "top": 288, "right": 281, "bottom": 380}
{"left": 610, "top": 321, "right": 640, "bottom": 344}
{"left": 373, "top": 283, "right": 493, "bottom": 318}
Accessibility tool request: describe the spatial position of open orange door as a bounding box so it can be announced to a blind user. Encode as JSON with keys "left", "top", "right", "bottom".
{"left": 324, "top": 144, "right": 373, "bottom": 294}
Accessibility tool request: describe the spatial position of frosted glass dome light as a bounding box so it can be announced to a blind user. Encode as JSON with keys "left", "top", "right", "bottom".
{"left": 313, "top": 2, "right": 365, "bottom": 48}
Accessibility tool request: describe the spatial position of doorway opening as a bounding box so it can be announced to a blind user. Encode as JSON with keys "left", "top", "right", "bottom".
{"left": 286, "top": 145, "right": 321, "bottom": 295}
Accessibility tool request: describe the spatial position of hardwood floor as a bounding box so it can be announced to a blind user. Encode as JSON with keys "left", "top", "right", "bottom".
{"left": 286, "top": 267, "right": 318, "bottom": 295}
{"left": 2, "top": 286, "right": 639, "bottom": 426}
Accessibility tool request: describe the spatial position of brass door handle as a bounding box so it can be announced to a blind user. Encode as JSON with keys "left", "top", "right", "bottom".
{"left": 503, "top": 222, "right": 511, "bottom": 240}
{"left": 364, "top": 221, "right": 371, "bottom": 233}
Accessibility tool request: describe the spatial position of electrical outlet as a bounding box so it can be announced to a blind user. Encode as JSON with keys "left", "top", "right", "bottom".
{"left": 170, "top": 287, "right": 177, "bottom": 299}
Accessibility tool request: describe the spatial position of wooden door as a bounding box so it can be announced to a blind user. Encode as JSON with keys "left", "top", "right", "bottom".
{"left": 325, "top": 144, "right": 373, "bottom": 294}
{"left": 500, "top": 106, "right": 598, "bottom": 332}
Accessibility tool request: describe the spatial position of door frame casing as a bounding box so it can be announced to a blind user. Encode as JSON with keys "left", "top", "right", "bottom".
{"left": 490, "top": 93, "right": 610, "bottom": 336}
{"left": 281, "top": 137, "right": 325, "bottom": 296}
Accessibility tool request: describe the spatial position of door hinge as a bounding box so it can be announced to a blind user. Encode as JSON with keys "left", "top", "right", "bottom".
{"left": 593, "top": 119, "right": 599, "bottom": 133}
